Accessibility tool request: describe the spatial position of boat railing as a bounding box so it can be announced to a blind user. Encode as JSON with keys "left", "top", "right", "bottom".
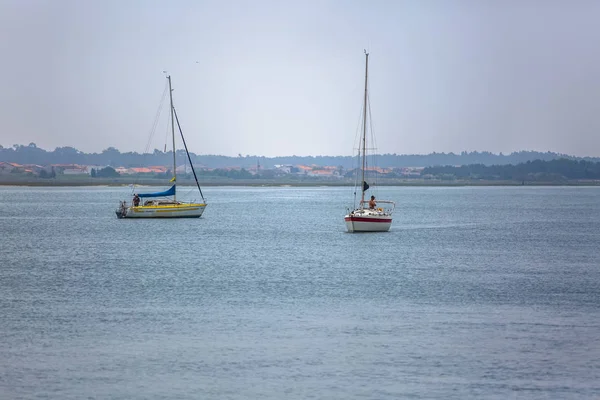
{"left": 359, "top": 199, "right": 396, "bottom": 214}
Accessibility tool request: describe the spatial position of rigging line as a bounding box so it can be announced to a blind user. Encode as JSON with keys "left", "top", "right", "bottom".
{"left": 353, "top": 147, "right": 360, "bottom": 208}
{"left": 172, "top": 106, "right": 205, "bottom": 202}
{"left": 353, "top": 132, "right": 361, "bottom": 204}
{"left": 352, "top": 103, "right": 363, "bottom": 153}
{"left": 163, "top": 121, "right": 170, "bottom": 153}
{"left": 143, "top": 82, "right": 169, "bottom": 155}
{"left": 351, "top": 100, "right": 365, "bottom": 205}
{"left": 132, "top": 82, "right": 169, "bottom": 192}
{"left": 368, "top": 93, "right": 378, "bottom": 157}
{"left": 367, "top": 91, "right": 380, "bottom": 190}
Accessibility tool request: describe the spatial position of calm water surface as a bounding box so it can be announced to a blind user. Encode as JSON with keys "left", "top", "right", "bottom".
{"left": 1, "top": 185, "right": 599, "bottom": 399}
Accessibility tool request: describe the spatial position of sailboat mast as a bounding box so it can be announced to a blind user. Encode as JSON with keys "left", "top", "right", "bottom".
{"left": 168, "top": 75, "right": 177, "bottom": 201}
{"left": 361, "top": 52, "right": 369, "bottom": 206}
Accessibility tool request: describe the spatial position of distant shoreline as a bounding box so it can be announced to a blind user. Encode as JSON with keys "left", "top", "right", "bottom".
{"left": 1, "top": 178, "right": 600, "bottom": 187}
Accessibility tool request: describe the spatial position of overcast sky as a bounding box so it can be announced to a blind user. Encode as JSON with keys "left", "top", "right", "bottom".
{"left": 1, "top": 0, "right": 599, "bottom": 157}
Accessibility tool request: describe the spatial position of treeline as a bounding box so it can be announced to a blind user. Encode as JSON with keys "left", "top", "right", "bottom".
{"left": 2, "top": 143, "right": 599, "bottom": 168}
{"left": 423, "top": 159, "right": 600, "bottom": 181}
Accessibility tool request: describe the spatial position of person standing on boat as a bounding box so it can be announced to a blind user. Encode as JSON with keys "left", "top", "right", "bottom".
{"left": 133, "top": 194, "right": 140, "bottom": 207}
{"left": 368, "top": 195, "right": 376, "bottom": 209}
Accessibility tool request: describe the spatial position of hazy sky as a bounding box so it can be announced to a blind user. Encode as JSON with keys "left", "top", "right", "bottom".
{"left": 1, "top": 0, "right": 600, "bottom": 157}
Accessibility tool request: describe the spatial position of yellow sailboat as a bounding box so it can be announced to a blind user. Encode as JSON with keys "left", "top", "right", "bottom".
{"left": 116, "top": 75, "right": 207, "bottom": 219}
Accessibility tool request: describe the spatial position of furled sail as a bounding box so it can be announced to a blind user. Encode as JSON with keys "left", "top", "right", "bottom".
{"left": 137, "top": 184, "right": 176, "bottom": 198}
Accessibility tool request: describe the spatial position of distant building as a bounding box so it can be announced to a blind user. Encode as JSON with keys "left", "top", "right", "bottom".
{"left": 295, "top": 165, "right": 315, "bottom": 175}
{"left": 306, "top": 167, "right": 343, "bottom": 179}
{"left": 0, "top": 162, "right": 21, "bottom": 174}
{"left": 274, "top": 164, "right": 293, "bottom": 174}
{"left": 51, "top": 164, "right": 90, "bottom": 175}
{"left": 114, "top": 167, "right": 131, "bottom": 174}
{"left": 62, "top": 166, "right": 89, "bottom": 175}
{"left": 129, "top": 167, "right": 153, "bottom": 174}
{"left": 398, "top": 167, "right": 424, "bottom": 177}
{"left": 148, "top": 166, "right": 168, "bottom": 173}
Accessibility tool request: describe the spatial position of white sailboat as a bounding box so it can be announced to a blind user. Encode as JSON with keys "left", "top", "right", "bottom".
{"left": 116, "top": 75, "right": 207, "bottom": 219}
{"left": 344, "top": 52, "right": 395, "bottom": 232}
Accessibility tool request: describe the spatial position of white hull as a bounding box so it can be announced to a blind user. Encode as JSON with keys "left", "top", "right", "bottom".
{"left": 117, "top": 203, "right": 206, "bottom": 218}
{"left": 345, "top": 209, "right": 392, "bottom": 232}
{"left": 343, "top": 53, "right": 395, "bottom": 233}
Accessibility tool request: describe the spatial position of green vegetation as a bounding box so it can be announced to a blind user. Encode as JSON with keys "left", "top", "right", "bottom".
{"left": 423, "top": 159, "right": 600, "bottom": 182}
{"left": 93, "top": 166, "right": 120, "bottom": 178}
{"left": 38, "top": 168, "right": 56, "bottom": 179}
{"left": 2, "top": 143, "right": 599, "bottom": 169}
{"left": 2, "top": 143, "right": 600, "bottom": 185}
{"left": 202, "top": 168, "right": 255, "bottom": 179}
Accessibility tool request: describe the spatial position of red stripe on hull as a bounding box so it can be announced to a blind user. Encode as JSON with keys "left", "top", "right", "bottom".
{"left": 345, "top": 217, "right": 392, "bottom": 223}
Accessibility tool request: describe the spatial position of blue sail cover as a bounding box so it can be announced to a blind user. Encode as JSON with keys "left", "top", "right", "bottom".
{"left": 137, "top": 184, "right": 176, "bottom": 198}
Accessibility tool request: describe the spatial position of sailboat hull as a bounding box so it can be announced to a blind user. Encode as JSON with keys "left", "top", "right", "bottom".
{"left": 344, "top": 212, "right": 392, "bottom": 232}
{"left": 116, "top": 203, "right": 206, "bottom": 219}
{"left": 343, "top": 53, "right": 394, "bottom": 233}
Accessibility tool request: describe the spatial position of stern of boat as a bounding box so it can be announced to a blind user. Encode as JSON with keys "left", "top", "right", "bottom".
{"left": 115, "top": 201, "right": 128, "bottom": 219}
{"left": 344, "top": 202, "right": 394, "bottom": 232}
